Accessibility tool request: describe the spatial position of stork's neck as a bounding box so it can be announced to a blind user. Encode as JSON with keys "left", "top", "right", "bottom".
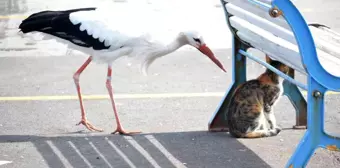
{"left": 157, "top": 35, "right": 186, "bottom": 56}
{"left": 140, "top": 34, "right": 187, "bottom": 75}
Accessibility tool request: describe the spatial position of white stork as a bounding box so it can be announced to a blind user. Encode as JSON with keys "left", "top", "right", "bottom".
{"left": 18, "top": 7, "right": 226, "bottom": 135}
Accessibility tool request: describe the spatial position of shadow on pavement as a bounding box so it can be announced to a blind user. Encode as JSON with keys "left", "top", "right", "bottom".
{"left": 0, "top": 131, "right": 271, "bottom": 168}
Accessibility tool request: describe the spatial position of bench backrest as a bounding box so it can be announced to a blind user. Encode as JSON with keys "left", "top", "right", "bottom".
{"left": 222, "top": 0, "right": 340, "bottom": 81}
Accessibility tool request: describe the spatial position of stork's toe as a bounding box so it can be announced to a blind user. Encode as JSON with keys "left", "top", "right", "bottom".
{"left": 76, "top": 119, "right": 104, "bottom": 132}
{"left": 111, "top": 127, "right": 141, "bottom": 135}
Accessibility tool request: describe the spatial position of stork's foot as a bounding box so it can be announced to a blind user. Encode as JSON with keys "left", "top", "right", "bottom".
{"left": 76, "top": 119, "right": 104, "bottom": 132}
{"left": 111, "top": 126, "right": 141, "bottom": 135}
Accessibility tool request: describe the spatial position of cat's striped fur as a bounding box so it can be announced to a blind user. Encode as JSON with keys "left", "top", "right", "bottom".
{"left": 227, "top": 55, "right": 290, "bottom": 138}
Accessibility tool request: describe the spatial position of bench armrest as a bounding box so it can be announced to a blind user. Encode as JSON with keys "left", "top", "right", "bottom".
{"left": 273, "top": 0, "right": 340, "bottom": 91}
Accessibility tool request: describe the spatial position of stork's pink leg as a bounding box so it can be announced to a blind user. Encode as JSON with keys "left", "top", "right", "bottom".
{"left": 106, "top": 65, "right": 141, "bottom": 135}
{"left": 74, "top": 56, "right": 103, "bottom": 132}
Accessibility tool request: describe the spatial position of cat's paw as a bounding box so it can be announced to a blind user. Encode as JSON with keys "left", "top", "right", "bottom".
{"left": 264, "top": 105, "right": 271, "bottom": 112}
{"left": 274, "top": 127, "right": 282, "bottom": 134}
{"left": 268, "top": 128, "right": 281, "bottom": 137}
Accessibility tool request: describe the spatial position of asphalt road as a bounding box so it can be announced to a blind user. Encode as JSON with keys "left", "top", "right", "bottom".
{"left": 0, "top": 0, "right": 340, "bottom": 168}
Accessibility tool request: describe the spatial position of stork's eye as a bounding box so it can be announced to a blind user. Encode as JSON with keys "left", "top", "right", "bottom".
{"left": 193, "top": 38, "right": 201, "bottom": 43}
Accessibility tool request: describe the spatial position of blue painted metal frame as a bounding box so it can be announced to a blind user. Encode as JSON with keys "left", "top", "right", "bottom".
{"left": 271, "top": 0, "right": 340, "bottom": 167}
{"left": 238, "top": 50, "right": 308, "bottom": 90}
{"left": 282, "top": 72, "right": 307, "bottom": 129}
{"left": 273, "top": 0, "right": 340, "bottom": 91}
{"left": 208, "top": 36, "right": 248, "bottom": 132}
{"left": 209, "top": 0, "right": 340, "bottom": 167}
{"left": 208, "top": 0, "right": 249, "bottom": 132}
{"left": 209, "top": 0, "right": 308, "bottom": 131}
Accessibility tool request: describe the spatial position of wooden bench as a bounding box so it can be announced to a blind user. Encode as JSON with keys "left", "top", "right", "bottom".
{"left": 208, "top": 0, "right": 340, "bottom": 167}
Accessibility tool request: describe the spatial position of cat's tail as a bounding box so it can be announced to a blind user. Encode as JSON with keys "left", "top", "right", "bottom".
{"left": 232, "top": 128, "right": 281, "bottom": 138}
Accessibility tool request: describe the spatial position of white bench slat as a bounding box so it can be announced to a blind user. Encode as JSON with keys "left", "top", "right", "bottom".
{"left": 230, "top": 16, "right": 340, "bottom": 77}
{"left": 226, "top": 1, "right": 340, "bottom": 59}
{"left": 230, "top": 16, "right": 305, "bottom": 73}
{"left": 226, "top": 3, "right": 296, "bottom": 44}
{"left": 257, "top": 0, "right": 272, "bottom": 3}
{"left": 225, "top": 0, "right": 291, "bottom": 30}
{"left": 309, "top": 26, "right": 340, "bottom": 59}
{"left": 311, "top": 26, "right": 340, "bottom": 44}
{"left": 316, "top": 25, "right": 340, "bottom": 38}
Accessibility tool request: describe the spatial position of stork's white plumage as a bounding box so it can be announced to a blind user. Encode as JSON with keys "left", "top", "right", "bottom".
{"left": 18, "top": 6, "right": 226, "bottom": 134}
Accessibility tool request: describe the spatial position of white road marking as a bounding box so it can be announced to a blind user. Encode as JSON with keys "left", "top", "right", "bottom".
{"left": 46, "top": 140, "right": 73, "bottom": 168}
{"left": 0, "top": 92, "right": 224, "bottom": 101}
{"left": 145, "top": 135, "right": 187, "bottom": 168}
{"left": 0, "top": 91, "right": 338, "bottom": 101}
{"left": 68, "top": 141, "right": 93, "bottom": 168}
{"left": 105, "top": 137, "right": 136, "bottom": 168}
{"left": 88, "top": 140, "right": 114, "bottom": 168}
{"left": 0, "top": 161, "right": 12, "bottom": 166}
{"left": 124, "top": 136, "right": 161, "bottom": 168}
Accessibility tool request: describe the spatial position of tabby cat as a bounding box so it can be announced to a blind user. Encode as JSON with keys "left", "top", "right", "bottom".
{"left": 227, "top": 55, "right": 290, "bottom": 138}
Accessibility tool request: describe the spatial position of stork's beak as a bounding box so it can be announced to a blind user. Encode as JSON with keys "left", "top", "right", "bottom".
{"left": 198, "top": 44, "right": 226, "bottom": 72}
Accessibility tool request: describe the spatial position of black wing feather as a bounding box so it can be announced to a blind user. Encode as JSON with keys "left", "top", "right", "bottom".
{"left": 19, "top": 8, "right": 110, "bottom": 50}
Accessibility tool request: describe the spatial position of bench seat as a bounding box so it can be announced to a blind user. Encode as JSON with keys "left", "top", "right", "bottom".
{"left": 225, "top": 1, "right": 340, "bottom": 77}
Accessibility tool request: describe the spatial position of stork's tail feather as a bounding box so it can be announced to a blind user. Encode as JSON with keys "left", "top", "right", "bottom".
{"left": 19, "top": 8, "right": 96, "bottom": 33}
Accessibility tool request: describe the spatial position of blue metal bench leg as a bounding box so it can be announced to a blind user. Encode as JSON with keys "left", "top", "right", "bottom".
{"left": 208, "top": 36, "right": 248, "bottom": 132}
{"left": 285, "top": 77, "right": 340, "bottom": 167}
{"left": 283, "top": 68, "right": 307, "bottom": 129}
{"left": 286, "top": 132, "right": 315, "bottom": 168}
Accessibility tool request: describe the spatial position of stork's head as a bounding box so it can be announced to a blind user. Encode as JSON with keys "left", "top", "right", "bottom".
{"left": 180, "top": 31, "right": 226, "bottom": 72}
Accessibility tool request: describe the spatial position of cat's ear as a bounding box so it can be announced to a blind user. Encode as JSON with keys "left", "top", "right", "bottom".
{"left": 265, "top": 54, "right": 272, "bottom": 64}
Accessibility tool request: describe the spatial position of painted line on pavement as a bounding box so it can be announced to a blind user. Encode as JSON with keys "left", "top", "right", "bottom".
{"left": 145, "top": 135, "right": 187, "bottom": 168}
{"left": 0, "top": 92, "right": 225, "bottom": 101}
{"left": 105, "top": 137, "right": 137, "bottom": 168}
{"left": 68, "top": 141, "right": 93, "bottom": 168}
{"left": 46, "top": 140, "right": 73, "bottom": 168}
{"left": 124, "top": 136, "right": 161, "bottom": 168}
{"left": 0, "top": 160, "right": 12, "bottom": 166}
{"left": 87, "top": 140, "right": 114, "bottom": 168}
{"left": 0, "top": 91, "right": 339, "bottom": 101}
{"left": 0, "top": 15, "right": 27, "bottom": 19}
